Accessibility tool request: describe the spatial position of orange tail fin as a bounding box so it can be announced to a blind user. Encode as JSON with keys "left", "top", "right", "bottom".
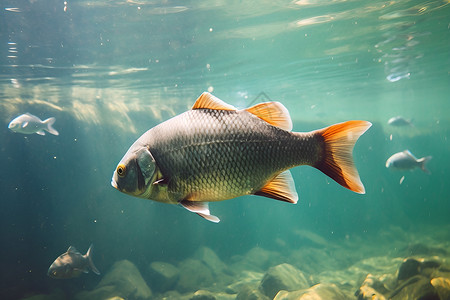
{"left": 313, "top": 120, "right": 372, "bottom": 194}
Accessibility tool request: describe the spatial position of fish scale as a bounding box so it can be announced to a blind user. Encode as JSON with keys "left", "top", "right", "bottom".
{"left": 148, "top": 108, "right": 310, "bottom": 202}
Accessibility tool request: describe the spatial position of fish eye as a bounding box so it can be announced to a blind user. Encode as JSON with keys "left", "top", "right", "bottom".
{"left": 117, "top": 164, "right": 126, "bottom": 177}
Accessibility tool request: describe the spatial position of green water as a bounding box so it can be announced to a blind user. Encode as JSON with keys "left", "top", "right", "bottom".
{"left": 1, "top": 0, "right": 449, "bottom": 299}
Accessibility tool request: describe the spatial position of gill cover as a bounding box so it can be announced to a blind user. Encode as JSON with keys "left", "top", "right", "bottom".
{"left": 137, "top": 147, "right": 156, "bottom": 186}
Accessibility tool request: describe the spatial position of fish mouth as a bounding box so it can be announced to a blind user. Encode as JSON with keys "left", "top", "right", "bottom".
{"left": 47, "top": 268, "right": 55, "bottom": 278}
{"left": 111, "top": 178, "right": 143, "bottom": 196}
{"left": 111, "top": 179, "right": 118, "bottom": 190}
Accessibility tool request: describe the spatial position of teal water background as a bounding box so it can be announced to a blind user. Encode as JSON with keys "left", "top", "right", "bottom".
{"left": 1, "top": 0, "right": 449, "bottom": 298}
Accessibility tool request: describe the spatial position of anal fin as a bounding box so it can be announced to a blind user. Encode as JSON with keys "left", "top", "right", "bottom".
{"left": 254, "top": 170, "right": 298, "bottom": 204}
{"left": 180, "top": 200, "right": 220, "bottom": 223}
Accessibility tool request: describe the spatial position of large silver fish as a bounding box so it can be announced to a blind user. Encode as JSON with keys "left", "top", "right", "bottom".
{"left": 8, "top": 113, "right": 59, "bottom": 136}
{"left": 111, "top": 93, "right": 371, "bottom": 222}
{"left": 48, "top": 244, "right": 100, "bottom": 279}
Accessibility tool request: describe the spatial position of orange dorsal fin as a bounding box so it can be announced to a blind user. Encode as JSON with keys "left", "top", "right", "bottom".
{"left": 313, "top": 120, "right": 372, "bottom": 194}
{"left": 245, "top": 101, "right": 293, "bottom": 131}
{"left": 254, "top": 170, "right": 298, "bottom": 204}
{"left": 192, "top": 92, "right": 237, "bottom": 111}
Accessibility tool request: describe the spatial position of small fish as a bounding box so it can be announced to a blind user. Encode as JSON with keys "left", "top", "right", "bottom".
{"left": 48, "top": 244, "right": 100, "bottom": 279}
{"left": 8, "top": 113, "right": 59, "bottom": 136}
{"left": 387, "top": 116, "right": 413, "bottom": 127}
{"left": 111, "top": 92, "right": 372, "bottom": 222}
{"left": 386, "top": 150, "right": 432, "bottom": 173}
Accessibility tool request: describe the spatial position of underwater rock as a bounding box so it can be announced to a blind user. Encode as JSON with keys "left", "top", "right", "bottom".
{"left": 156, "top": 290, "right": 235, "bottom": 300}
{"left": 431, "top": 277, "right": 450, "bottom": 300}
{"left": 430, "top": 266, "right": 450, "bottom": 281}
{"left": 286, "top": 247, "right": 345, "bottom": 276}
{"left": 355, "top": 274, "right": 389, "bottom": 300}
{"left": 98, "top": 260, "right": 152, "bottom": 299}
{"left": 189, "top": 290, "right": 217, "bottom": 300}
{"left": 355, "top": 285, "right": 387, "bottom": 300}
{"left": 187, "top": 290, "right": 236, "bottom": 300}
{"left": 74, "top": 286, "right": 122, "bottom": 300}
{"left": 259, "top": 263, "right": 310, "bottom": 299}
{"left": 177, "top": 248, "right": 234, "bottom": 293}
{"left": 75, "top": 259, "right": 152, "bottom": 300}
{"left": 225, "top": 270, "right": 264, "bottom": 294}
{"left": 274, "top": 283, "right": 348, "bottom": 300}
{"left": 397, "top": 257, "right": 442, "bottom": 281}
{"left": 397, "top": 258, "right": 422, "bottom": 280}
{"left": 231, "top": 247, "right": 281, "bottom": 273}
{"left": 194, "top": 247, "right": 227, "bottom": 276}
{"left": 313, "top": 256, "right": 400, "bottom": 292}
{"left": 176, "top": 259, "right": 214, "bottom": 293}
{"left": 354, "top": 256, "right": 403, "bottom": 276}
{"left": 157, "top": 290, "right": 185, "bottom": 300}
{"left": 390, "top": 275, "right": 439, "bottom": 299}
{"left": 421, "top": 260, "right": 442, "bottom": 278}
{"left": 400, "top": 243, "right": 448, "bottom": 257}
{"left": 147, "top": 261, "right": 179, "bottom": 293}
{"left": 353, "top": 256, "right": 450, "bottom": 300}
{"left": 20, "top": 289, "right": 65, "bottom": 300}
{"left": 235, "top": 286, "right": 270, "bottom": 300}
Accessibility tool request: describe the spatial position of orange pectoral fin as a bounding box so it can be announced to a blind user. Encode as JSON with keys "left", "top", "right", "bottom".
{"left": 254, "top": 170, "right": 298, "bottom": 204}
